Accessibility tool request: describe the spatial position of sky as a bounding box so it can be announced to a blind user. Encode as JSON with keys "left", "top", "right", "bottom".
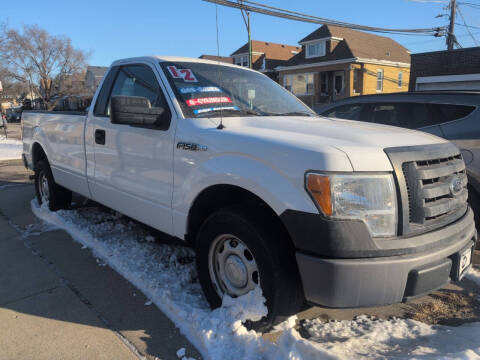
{"left": 2, "top": 0, "right": 480, "bottom": 67}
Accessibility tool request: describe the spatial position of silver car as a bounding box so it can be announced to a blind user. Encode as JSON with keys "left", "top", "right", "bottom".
{"left": 319, "top": 92, "right": 480, "bottom": 226}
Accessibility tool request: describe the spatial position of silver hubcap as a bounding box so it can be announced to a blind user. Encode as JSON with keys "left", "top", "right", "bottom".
{"left": 38, "top": 172, "right": 50, "bottom": 203}
{"left": 208, "top": 234, "right": 259, "bottom": 298}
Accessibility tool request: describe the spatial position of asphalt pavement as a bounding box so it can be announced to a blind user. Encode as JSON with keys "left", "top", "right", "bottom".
{"left": 0, "top": 160, "right": 201, "bottom": 360}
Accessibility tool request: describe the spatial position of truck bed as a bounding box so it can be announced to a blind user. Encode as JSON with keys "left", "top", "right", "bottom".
{"left": 22, "top": 110, "right": 90, "bottom": 197}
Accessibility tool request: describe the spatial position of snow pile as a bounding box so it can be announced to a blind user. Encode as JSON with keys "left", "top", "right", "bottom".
{"left": 30, "top": 200, "right": 480, "bottom": 360}
{"left": 301, "top": 315, "right": 480, "bottom": 359}
{"left": 0, "top": 138, "right": 22, "bottom": 160}
{"left": 31, "top": 201, "right": 274, "bottom": 359}
{"left": 466, "top": 267, "right": 480, "bottom": 287}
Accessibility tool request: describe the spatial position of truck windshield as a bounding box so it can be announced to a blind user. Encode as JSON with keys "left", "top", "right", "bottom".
{"left": 160, "top": 61, "right": 316, "bottom": 118}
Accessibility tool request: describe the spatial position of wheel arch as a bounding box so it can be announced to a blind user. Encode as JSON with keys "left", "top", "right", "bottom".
{"left": 186, "top": 184, "right": 294, "bottom": 251}
{"left": 31, "top": 142, "right": 48, "bottom": 168}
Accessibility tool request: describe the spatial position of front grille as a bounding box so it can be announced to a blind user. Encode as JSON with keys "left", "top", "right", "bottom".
{"left": 402, "top": 154, "right": 467, "bottom": 226}
{"left": 385, "top": 143, "right": 469, "bottom": 236}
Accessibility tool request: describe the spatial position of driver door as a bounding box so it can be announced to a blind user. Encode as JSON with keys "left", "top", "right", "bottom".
{"left": 87, "top": 63, "right": 175, "bottom": 234}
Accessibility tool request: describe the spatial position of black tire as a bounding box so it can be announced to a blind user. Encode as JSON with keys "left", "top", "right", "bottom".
{"left": 34, "top": 159, "right": 72, "bottom": 211}
{"left": 195, "top": 205, "right": 304, "bottom": 331}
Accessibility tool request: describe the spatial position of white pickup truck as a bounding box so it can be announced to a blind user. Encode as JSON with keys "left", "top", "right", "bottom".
{"left": 22, "top": 56, "right": 477, "bottom": 328}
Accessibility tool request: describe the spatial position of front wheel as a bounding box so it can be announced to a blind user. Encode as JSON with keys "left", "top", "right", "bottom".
{"left": 195, "top": 205, "right": 304, "bottom": 331}
{"left": 34, "top": 159, "right": 72, "bottom": 211}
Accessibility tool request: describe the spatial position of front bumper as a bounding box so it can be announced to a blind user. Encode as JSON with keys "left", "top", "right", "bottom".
{"left": 295, "top": 208, "right": 477, "bottom": 308}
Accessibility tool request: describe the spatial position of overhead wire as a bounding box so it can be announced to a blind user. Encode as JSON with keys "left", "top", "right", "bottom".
{"left": 456, "top": 4, "right": 480, "bottom": 45}
{"left": 458, "top": 2, "right": 480, "bottom": 9}
{"left": 202, "top": 0, "right": 446, "bottom": 36}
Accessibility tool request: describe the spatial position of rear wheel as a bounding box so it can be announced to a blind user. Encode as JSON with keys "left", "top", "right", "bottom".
{"left": 196, "top": 205, "right": 304, "bottom": 331}
{"left": 34, "top": 159, "right": 72, "bottom": 211}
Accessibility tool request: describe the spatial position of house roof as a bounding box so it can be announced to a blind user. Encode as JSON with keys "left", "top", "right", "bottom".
{"left": 230, "top": 40, "right": 300, "bottom": 60}
{"left": 198, "top": 55, "right": 234, "bottom": 64}
{"left": 285, "top": 25, "right": 410, "bottom": 67}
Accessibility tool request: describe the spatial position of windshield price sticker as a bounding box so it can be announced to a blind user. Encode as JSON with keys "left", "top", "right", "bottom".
{"left": 179, "top": 86, "right": 221, "bottom": 94}
{"left": 167, "top": 66, "right": 198, "bottom": 82}
{"left": 193, "top": 106, "right": 238, "bottom": 115}
{"left": 186, "top": 96, "right": 232, "bottom": 107}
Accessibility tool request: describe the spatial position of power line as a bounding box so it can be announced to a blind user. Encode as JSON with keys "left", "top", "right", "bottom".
{"left": 458, "top": 2, "right": 480, "bottom": 9}
{"left": 403, "top": 30, "right": 480, "bottom": 46}
{"left": 456, "top": 23, "right": 480, "bottom": 29}
{"left": 456, "top": 5, "right": 480, "bottom": 44}
{"left": 203, "top": 0, "right": 446, "bottom": 36}
{"left": 408, "top": 0, "right": 449, "bottom": 3}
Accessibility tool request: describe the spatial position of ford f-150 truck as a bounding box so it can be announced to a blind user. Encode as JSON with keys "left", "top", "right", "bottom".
{"left": 22, "top": 56, "right": 477, "bottom": 329}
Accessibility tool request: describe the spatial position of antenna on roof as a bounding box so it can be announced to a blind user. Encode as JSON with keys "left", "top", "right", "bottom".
{"left": 215, "top": 3, "right": 225, "bottom": 130}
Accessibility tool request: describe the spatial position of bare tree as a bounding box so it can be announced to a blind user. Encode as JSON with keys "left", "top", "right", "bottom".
{"left": 0, "top": 23, "right": 89, "bottom": 110}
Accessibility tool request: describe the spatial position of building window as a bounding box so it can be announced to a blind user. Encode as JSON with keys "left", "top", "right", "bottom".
{"left": 334, "top": 71, "right": 344, "bottom": 95}
{"left": 353, "top": 69, "right": 362, "bottom": 94}
{"left": 284, "top": 76, "right": 292, "bottom": 92}
{"left": 305, "top": 40, "right": 326, "bottom": 58}
{"left": 320, "top": 73, "right": 328, "bottom": 95}
{"left": 283, "top": 73, "right": 314, "bottom": 95}
{"left": 398, "top": 72, "right": 403, "bottom": 88}
{"left": 234, "top": 55, "right": 249, "bottom": 67}
{"left": 376, "top": 69, "right": 384, "bottom": 92}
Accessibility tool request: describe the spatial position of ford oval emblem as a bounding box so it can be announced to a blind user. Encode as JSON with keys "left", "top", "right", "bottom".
{"left": 450, "top": 175, "right": 463, "bottom": 196}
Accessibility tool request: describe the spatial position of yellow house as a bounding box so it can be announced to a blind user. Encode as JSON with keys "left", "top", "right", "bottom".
{"left": 277, "top": 25, "right": 411, "bottom": 111}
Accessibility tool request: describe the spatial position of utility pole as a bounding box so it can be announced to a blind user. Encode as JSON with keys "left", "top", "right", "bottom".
{"left": 239, "top": 1, "right": 252, "bottom": 69}
{"left": 447, "top": 0, "right": 457, "bottom": 50}
{"left": 247, "top": 12, "right": 252, "bottom": 69}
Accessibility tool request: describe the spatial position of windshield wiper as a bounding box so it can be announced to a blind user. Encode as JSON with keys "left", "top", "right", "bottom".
{"left": 195, "top": 108, "right": 262, "bottom": 117}
{"left": 266, "top": 111, "right": 314, "bottom": 117}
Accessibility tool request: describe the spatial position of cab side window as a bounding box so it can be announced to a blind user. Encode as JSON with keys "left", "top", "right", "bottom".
{"left": 107, "top": 65, "right": 170, "bottom": 121}
{"left": 94, "top": 66, "right": 118, "bottom": 116}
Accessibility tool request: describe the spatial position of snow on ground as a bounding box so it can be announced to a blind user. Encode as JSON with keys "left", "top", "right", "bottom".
{"left": 466, "top": 267, "right": 480, "bottom": 288}
{"left": 0, "top": 138, "right": 22, "bottom": 160}
{"left": 30, "top": 200, "right": 480, "bottom": 360}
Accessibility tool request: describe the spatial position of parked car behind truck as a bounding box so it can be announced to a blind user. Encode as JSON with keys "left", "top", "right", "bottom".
{"left": 319, "top": 92, "right": 480, "bottom": 231}
{"left": 6, "top": 107, "right": 22, "bottom": 123}
{"left": 22, "top": 57, "right": 477, "bottom": 329}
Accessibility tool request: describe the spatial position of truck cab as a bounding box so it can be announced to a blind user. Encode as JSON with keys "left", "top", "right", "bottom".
{"left": 22, "top": 56, "right": 477, "bottom": 329}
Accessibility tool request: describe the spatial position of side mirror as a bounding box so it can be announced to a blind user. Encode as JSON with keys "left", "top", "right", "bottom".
{"left": 110, "top": 96, "right": 169, "bottom": 129}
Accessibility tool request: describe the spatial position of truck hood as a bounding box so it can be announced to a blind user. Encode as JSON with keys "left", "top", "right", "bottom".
{"left": 213, "top": 116, "right": 447, "bottom": 171}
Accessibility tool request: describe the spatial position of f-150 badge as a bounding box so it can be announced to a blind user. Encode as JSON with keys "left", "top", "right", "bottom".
{"left": 176, "top": 142, "right": 208, "bottom": 151}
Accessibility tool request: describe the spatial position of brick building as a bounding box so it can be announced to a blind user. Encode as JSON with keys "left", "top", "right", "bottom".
{"left": 409, "top": 47, "right": 480, "bottom": 91}
{"left": 84, "top": 66, "right": 108, "bottom": 94}
{"left": 276, "top": 25, "right": 411, "bottom": 110}
{"left": 230, "top": 40, "right": 300, "bottom": 81}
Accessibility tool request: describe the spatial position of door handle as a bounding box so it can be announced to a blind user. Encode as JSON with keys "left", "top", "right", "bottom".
{"left": 95, "top": 129, "right": 106, "bottom": 145}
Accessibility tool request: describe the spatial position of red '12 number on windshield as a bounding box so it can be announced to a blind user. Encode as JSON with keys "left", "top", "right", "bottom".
{"left": 167, "top": 66, "right": 197, "bottom": 83}
{"left": 179, "top": 69, "right": 197, "bottom": 82}
{"left": 167, "top": 66, "right": 180, "bottom": 78}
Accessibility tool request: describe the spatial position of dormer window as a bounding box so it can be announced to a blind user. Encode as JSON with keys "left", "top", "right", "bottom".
{"left": 305, "top": 40, "right": 326, "bottom": 58}
{"left": 234, "top": 55, "right": 249, "bottom": 67}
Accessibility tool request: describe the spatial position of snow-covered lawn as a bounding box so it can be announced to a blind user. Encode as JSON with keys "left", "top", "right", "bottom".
{"left": 30, "top": 200, "right": 480, "bottom": 360}
{"left": 0, "top": 138, "right": 23, "bottom": 160}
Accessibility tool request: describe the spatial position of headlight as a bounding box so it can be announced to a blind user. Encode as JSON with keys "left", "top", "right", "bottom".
{"left": 306, "top": 173, "right": 397, "bottom": 237}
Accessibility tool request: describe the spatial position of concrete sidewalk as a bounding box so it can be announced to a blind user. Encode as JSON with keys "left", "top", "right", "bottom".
{"left": 0, "top": 160, "right": 200, "bottom": 360}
